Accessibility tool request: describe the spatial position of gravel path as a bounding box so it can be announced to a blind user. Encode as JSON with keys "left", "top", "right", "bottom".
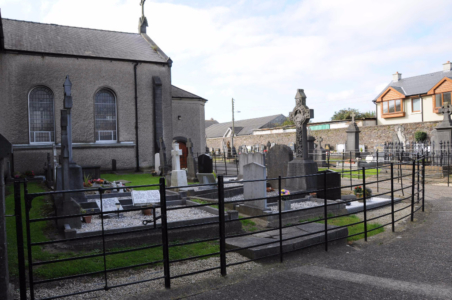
{"left": 77, "top": 206, "right": 216, "bottom": 233}
{"left": 29, "top": 253, "right": 258, "bottom": 300}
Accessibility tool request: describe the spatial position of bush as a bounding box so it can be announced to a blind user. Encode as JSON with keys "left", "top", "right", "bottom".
{"left": 414, "top": 131, "right": 427, "bottom": 142}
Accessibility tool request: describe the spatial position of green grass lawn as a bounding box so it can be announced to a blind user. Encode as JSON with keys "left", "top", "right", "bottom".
{"left": 319, "top": 168, "right": 381, "bottom": 179}
{"left": 239, "top": 216, "right": 258, "bottom": 232}
{"left": 100, "top": 173, "right": 162, "bottom": 190}
{"left": 300, "top": 214, "right": 384, "bottom": 241}
{"left": 190, "top": 198, "right": 219, "bottom": 209}
{"left": 5, "top": 182, "right": 220, "bottom": 280}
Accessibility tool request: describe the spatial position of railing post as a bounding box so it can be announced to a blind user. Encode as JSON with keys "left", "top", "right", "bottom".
{"left": 362, "top": 168, "right": 368, "bottom": 242}
{"left": 217, "top": 176, "right": 227, "bottom": 276}
{"left": 349, "top": 151, "right": 352, "bottom": 191}
{"left": 14, "top": 180, "right": 27, "bottom": 300}
{"left": 323, "top": 171, "right": 328, "bottom": 252}
{"left": 99, "top": 188, "right": 108, "bottom": 291}
{"left": 411, "top": 160, "right": 415, "bottom": 222}
{"left": 422, "top": 157, "right": 425, "bottom": 212}
{"left": 23, "top": 180, "right": 35, "bottom": 300}
{"left": 342, "top": 150, "right": 344, "bottom": 178}
{"left": 278, "top": 176, "right": 283, "bottom": 263}
{"left": 159, "top": 177, "right": 171, "bottom": 288}
{"left": 223, "top": 152, "right": 227, "bottom": 176}
{"left": 327, "top": 150, "right": 330, "bottom": 169}
{"left": 417, "top": 154, "right": 420, "bottom": 203}
{"left": 376, "top": 150, "right": 379, "bottom": 193}
{"left": 214, "top": 152, "right": 217, "bottom": 174}
{"left": 391, "top": 163, "right": 395, "bottom": 232}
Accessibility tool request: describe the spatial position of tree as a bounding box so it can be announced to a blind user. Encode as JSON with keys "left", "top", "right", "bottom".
{"left": 331, "top": 108, "right": 375, "bottom": 120}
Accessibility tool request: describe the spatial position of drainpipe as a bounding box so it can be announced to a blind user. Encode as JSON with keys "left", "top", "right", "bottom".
{"left": 419, "top": 94, "right": 424, "bottom": 123}
{"left": 374, "top": 101, "right": 378, "bottom": 126}
{"left": 134, "top": 63, "right": 140, "bottom": 172}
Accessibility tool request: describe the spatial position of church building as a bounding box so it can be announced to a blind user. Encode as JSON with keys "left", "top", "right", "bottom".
{"left": 0, "top": 4, "right": 207, "bottom": 173}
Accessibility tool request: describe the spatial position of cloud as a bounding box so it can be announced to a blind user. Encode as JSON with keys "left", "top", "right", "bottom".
{"left": 37, "top": 0, "right": 452, "bottom": 122}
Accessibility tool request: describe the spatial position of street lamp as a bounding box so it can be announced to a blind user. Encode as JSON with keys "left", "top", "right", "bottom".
{"left": 231, "top": 98, "right": 240, "bottom": 157}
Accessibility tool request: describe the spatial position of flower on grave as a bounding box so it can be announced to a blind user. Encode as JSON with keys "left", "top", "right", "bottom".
{"left": 281, "top": 189, "right": 290, "bottom": 200}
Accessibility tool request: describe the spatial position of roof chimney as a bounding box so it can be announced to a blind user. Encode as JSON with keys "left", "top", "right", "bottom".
{"left": 443, "top": 61, "right": 452, "bottom": 72}
{"left": 393, "top": 71, "right": 402, "bottom": 82}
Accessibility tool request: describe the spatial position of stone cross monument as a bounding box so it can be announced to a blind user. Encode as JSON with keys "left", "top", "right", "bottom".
{"left": 435, "top": 104, "right": 452, "bottom": 146}
{"left": 170, "top": 142, "right": 188, "bottom": 188}
{"left": 186, "top": 138, "right": 198, "bottom": 182}
{"left": 346, "top": 111, "right": 360, "bottom": 159}
{"left": 63, "top": 76, "right": 73, "bottom": 163}
{"left": 171, "top": 143, "right": 183, "bottom": 171}
{"left": 286, "top": 89, "right": 318, "bottom": 191}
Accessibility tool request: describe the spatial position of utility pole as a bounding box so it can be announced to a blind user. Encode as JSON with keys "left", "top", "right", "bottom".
{"left": 231, "top": 98, "right": 235, "bottom": 154}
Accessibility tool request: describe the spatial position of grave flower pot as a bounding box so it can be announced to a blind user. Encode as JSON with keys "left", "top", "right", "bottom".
{"left": 142, "top": 208, "right": 153, "bottom": 216}
{"left": 83, "top": 216, "right": 92, "bottom": 223}
{"left": 356, "top": 193, "right": 363, "bottom": 202}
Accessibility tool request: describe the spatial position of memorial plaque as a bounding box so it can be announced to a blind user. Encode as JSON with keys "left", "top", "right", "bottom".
{"left": 131, "top": 190, "right": 161, "bottom": 205}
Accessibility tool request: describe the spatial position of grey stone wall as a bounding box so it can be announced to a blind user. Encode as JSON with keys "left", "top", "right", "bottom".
{"left": 172, "top": 99, "right": 206, "bottom": 155}
{"left": 207, "top": 121, "right": 441, "bottom": 151}
{"left": 0, "top": 53, "right": 173, "bottom": 172}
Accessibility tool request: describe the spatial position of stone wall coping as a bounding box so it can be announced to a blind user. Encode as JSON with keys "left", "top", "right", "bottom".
{"left": 13, "top": 142, "right": 136, "bottom": 150}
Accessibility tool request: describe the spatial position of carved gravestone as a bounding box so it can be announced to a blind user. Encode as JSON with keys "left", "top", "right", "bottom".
{"left": 0, "top": 134, "right": 12, "bottom": 300}
{"left": 435, "top": 105, "right": 452, "bottom": 146}
{"left": 286, "top": 89, "right": 318, "bottom": 192}
{"left": 345, "top": 112, "right": 360, "bottom": 159}
{"left": 243, "top": 162, "right": 267, "bottom": 211}
{"left": 171, "top": 143, "right": 188, "bottom": 187}
{"left": 186, "top": 138, "right": 198, "bottom": 182}
{"left": 238, "top": 152, "right": 265, "bottom": 180}
{"left": 266, "top": 145, "right": 293, "bottom": 188}
{"left": 198, "top": 154, "right": 213, "bottom": 173}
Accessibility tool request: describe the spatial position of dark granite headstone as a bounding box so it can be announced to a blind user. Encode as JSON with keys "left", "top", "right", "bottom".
{"left": 198, "top": 154, "right": 213, "bottom": 173}
{"left": 317, "top": 170, "right": 341, "bottom": 200}
{"left": 266, "top": 144, "right": 293, "bottom": 188}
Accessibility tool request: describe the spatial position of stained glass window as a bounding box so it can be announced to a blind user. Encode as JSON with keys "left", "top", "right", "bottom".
{"left": 29, "top": 87, "right": 55, "bottom": 143}
{"left": 95, "top": 89, "right": 117, "bottom": 142}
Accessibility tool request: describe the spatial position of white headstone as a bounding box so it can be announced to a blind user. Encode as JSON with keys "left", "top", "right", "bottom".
{"left": 243, "top": 162, "right": 267, "bottom": 210}
{"left": 95, "top": 197, "right": 122, "bottom": 212}
{"left": 171, "top": 142, "right": 183, "bottom": 171}
{"left": 131, "top": 190, "right": 161, "bottom": 205}
{"left": 336, "top": 144, "right": 346, "bottom": 153}
{"left": 171, "top": 170, "right": 188, "bottom": 187}
{"left": 155, "top": 153, "right": 161, "bottom": 175}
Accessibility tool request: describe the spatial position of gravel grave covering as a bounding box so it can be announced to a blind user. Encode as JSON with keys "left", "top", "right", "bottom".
{"left": 225, "top": 191, "right": 279, "bottom": 202}
{"left": 77, "top": 206, "right": 216, "bottom": 233}
{"left": 269, "top": 201, "right": 321, "bottom": 212}
{"left": 27, "top": 253, "right": 258, "bottom": 300}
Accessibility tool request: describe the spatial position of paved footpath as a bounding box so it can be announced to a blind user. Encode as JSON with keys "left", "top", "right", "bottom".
{"left": 129, "top": 183, "right": 452, "bottom": 300}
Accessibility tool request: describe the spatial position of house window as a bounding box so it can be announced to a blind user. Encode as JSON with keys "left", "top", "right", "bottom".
{"left": 95, "top": 89, "right": 117, "bottom": 142}
{"left": 382, "top": 99, "right": 402, "bottom": 114}
{"left": 435, "top": 92, "right": 451, "bottom": 109}
{"left": 412, "top": 98, "right": 421, "bottom": 112}
{"left": 29, "top": 86, "right": 55, "bottom": 144}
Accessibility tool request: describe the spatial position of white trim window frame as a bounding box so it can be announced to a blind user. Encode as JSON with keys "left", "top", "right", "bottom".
{"left": 28, "top": 86, "right": 55, "bottom": 145}
{"left": 95, "top": 89, "right": 118, "bottom": 143}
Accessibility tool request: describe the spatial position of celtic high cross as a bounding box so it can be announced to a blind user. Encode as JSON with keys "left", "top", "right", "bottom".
{"left": 290, "top": 89, "right": 314, "bottom": 159}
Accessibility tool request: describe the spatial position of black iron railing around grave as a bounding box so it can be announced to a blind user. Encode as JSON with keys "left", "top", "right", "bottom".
{"left": 13, "top": 157, "right": 425, "bottom": 300}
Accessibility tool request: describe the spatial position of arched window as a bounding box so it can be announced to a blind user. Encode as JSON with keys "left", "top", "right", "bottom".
{"left": 28, "top": 86, "right": 55, "bottom": 144}
{"left": 95, "top": 89, "right": 117, "bottom": 142}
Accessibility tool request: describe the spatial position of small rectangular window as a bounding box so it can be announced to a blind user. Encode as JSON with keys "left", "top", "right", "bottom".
{"left": 444, "top": 92, "right": 451, "bottom": 105}
{"left": 389, "top": 100, "right": 395, "bottom": 113}
{"left": 436, "top": 94, "right": 442, "bottom": 107}
{"left": 395, "top": 100, "right": 401, "bottom": 112}
{"left": 383, "top": 102, "right": 388, "bottom": 114}
{"left": 412, "top": 98, "right": 420, "bottom": 112}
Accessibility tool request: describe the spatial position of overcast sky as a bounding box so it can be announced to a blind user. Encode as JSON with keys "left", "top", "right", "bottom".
{"left": 1, "top": 0, "right": 452, "bottom": 123}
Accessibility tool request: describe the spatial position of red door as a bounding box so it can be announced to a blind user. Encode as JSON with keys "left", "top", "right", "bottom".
{"left": 179, "top": 142, "right": 188, "bottom": 169}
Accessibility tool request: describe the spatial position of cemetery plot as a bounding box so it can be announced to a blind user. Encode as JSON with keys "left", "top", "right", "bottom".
{"left": 77, "top": 205, "right": 217, "bottom": 233}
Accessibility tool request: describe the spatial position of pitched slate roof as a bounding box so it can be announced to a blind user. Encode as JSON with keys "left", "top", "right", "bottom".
{"left": 205, "top": 119, "right": 219, "bottom": 128}
{"left": 206, "top": 114, "right": 286, "bottom": 138}
{"left": 374, "top": 70, "right": 452, "bottom": 101}
{"left": 0, "top": 18, "right": 169, "bottom": 63}
{"left": 172, "top": 86, "right": 207, "bottom": 100}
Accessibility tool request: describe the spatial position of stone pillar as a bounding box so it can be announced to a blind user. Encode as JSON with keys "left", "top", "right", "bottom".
{"left": 345, "top": 112, "right": 360, "bottom": 159}
{"left": 286, "top": 89, "right": 318, "bottom": 192}
{"left": 0, "top": 134, "right": 12, "bottom": 300}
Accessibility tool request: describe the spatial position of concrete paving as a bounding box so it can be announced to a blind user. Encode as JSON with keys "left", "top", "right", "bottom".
{"left": 127, "top": 181, "right": 452, "bottom": 300}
